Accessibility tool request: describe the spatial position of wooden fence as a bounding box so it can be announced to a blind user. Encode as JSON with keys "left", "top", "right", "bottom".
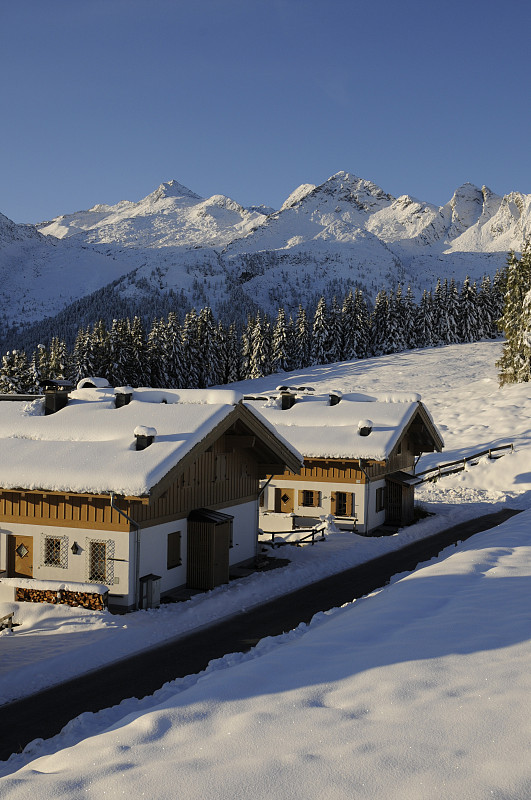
{"left": 414, "top": 443, "right": 514, "bottom": 484}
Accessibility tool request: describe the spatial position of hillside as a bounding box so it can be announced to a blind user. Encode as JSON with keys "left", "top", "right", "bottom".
{"left": 1, "top": 173, "right": 530, "bottom": 335}
{"left": 1, "top": 341, "right": 530, "bottom": 800}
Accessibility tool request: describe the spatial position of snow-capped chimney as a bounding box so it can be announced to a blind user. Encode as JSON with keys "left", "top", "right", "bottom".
{"left": 41, "top": 379, "right": 74, "bottom": 415}
{"left": 134, "top": 426, "right": 157, "bottom": 450}
{"left": 280, "top": 390, "right": 296, "bottom": 410}
{"left": 115, "top": 386, "right": 133, "bottom": 408}
{"left": 358, "top": 419, "right": 373, "bottom": 437}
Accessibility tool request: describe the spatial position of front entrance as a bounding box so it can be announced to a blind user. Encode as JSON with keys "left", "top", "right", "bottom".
{"left": 7, "top": 534, "right": 34, "bottom": 578}
{"left": 274, "top": 488, "right": 294, "bottom": 513}
{"left": 187, "top": 508, "right": 234, "bottom": 590}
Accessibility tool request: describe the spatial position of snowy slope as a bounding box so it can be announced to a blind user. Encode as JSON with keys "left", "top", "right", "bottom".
{"left": 0, "top": 214, "right": 137, "bottom": 326}
{"left": 2, "top": 172, "right": 531, "bottom": 329}
{"left": 1, "top": 340, "right": 530, "bottom": 798}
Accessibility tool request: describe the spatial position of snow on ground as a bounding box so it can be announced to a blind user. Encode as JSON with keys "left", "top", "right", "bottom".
{"left": 1, "top": 340, "right": 531, "bottom": 797}
{"left": 1, "top": 507, "right": 530, "bottom": 798}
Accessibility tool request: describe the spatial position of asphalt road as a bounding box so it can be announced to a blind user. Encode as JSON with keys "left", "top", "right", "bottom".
{"left": 0, "top": 507, "right": 520, "bottom": 762}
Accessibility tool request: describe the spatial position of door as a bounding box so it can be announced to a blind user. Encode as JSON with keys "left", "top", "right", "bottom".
{"left": 274, "top": 487, "right": 294, "bottom": 513}
{"left": 7, "top": 535, "right": 34, "bottom": 578}
{"left": 187, "top": 509, "right": 233, "bottom": 590}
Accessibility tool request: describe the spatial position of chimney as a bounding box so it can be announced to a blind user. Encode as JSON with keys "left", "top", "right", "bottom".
{"left": 358, "top": 419, "right": 373, "bottom": 437}
{"left": 134, "top": 426, "right": 157, "bottom": 450}
{"left": 280, "top": 390, "right": 296, "bottom": 410}
{"left": 115, "top": 386, "right": 133, "bottom": 408}
{"left": 41, "top": 379, "right": 74, "bottom": 415}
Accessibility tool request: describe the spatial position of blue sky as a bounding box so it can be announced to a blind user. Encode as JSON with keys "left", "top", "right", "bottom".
{"left": 2, "top": 0, "right": 530, "bottom": 223}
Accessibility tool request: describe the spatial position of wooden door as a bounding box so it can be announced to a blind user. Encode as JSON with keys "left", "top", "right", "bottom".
{"left": 213, "top": 522, "right": 231, "bottom": 587}
{"left": 386, "top": 480, "right": 403, "bottom": 524}
{"left": 187, "top": 519, "right": 231, "bottom": 590}
{"left": 7, "top": 534, "right": 34, "bottom": 578}
{"left": 275, "top": 488, "right": 294, "bottom": 513}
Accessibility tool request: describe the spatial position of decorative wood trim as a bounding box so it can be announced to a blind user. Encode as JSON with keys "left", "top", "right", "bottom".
{"left": 137, "top": 493, "right": 258, "bottom": 529}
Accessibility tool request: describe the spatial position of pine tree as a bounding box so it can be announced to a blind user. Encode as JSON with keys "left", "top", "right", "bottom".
{"left": 165, "top": 312, "right": 184, "bottom": 387}
{"left": 147, "top": 318, "right": 168, "bottom": 387}
{"left": 327, "top": 296, "right": 342, "bottom": 363}
{"left": 340, "top": 289, "right": 358, "bottom": 360}
{"left": 353, "top": 288, "right": 370, "bottom": 358}
{"left": 370, "top": 290, "right": 390, "bottom": 355}
{"left": 49, "top": 336, "right": 69, "bottom": 379}
{"left": 312, "top": 297, "right": 329, "bottom": 365}
{"left": 129, "top": 316, "right": 148, "bottom": 386}
{"left": 225, "top": 323, "right": 241, "bottom": 384}
{"left": 197, "top": 306, "right": 219, "bottom": 387}
{"left": 249, "top": 313, "right": 271, "bottom": 379}
{"left": 71, "top": 327, "right": 92, "bottom": 384}
{"left": 457, "top": 276, "right": 479, "bottom": 343}
{"left": 271, "top": 308, "right": 290, "bottom": 373}
{"left": 240, "top": 316, "right": 254, "bottom": 380}
{"left": 497, "top": 245, "right": 531, "bottom": 385}
{"left": 415, "top": 290, "right": 434, "bottom": 348}
{"left": 181, "top": 309, "right": 200, "bottom": 388}
{"left": 294, "top": 305, "right": 311, "bottom": 368}
{"left": 0, "top": 350, "right": 32, "bottom": 394}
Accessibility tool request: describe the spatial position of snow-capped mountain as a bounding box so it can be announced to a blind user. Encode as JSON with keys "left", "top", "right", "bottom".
{"left": 1, "top": 172, "right": 530, "bottom": 335}
{"left": 38, "top": 180, "right": 267, "bottom": 248}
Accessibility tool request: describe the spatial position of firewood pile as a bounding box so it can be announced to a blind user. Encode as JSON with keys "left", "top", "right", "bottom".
{"left": 15, "top": 586, "right": 108, "bottom": 610}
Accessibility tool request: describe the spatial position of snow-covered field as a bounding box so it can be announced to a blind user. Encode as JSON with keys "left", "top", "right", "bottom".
{"left": 1, "top": 340, "right": 531, "bottom": 798}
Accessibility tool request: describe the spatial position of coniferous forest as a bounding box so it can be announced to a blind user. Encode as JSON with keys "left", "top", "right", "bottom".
{"left": 0, "top": 272, "right": 505, "bottom": 394}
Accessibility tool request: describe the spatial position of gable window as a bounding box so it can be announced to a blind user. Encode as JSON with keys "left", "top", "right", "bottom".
{"left": 167, "top": 531, "right": 182, "bottom": 569}
{"left": 43, "top": 534, "right": 68, "bottom": 569}
{"left": 375, "top": 487, "right": 386, "bottom": 513}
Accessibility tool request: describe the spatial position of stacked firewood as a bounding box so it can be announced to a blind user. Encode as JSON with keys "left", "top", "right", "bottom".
{"left": 15, "top": 587, "right": 108, "bottom": 610}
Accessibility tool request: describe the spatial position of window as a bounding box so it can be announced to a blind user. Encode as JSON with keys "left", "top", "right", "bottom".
{"left": 89, "top": 541, "right": 107, "bottom": 582}
{"left": 375, "top": 487, "right": 386, "bottom": 513}
{"left": 335, "top": 492, "right": 348, "bottom": 516}
{"left": 167, "top": 531, "right": 182, "bottom": 569}
{"left": 43, "top": 535, "right": 67, "bottom": 568}
{"left": 301, "top": 490, "right": 317, "bottom": 507}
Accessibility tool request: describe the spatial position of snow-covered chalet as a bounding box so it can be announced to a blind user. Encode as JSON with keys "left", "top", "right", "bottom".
{"left": 0, "top": 383, "right": 302, "bottom": 611}
{"left": 245, "top": 387, "right": 443, "bottom": 534}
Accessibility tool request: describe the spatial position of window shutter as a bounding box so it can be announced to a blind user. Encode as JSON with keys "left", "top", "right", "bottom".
{"left": 331, "top": 492, "right": 336, "bottom": 514}
{"left": 298, "top": 490, "right": 305, "bottom": 506}
{"left": 346, "top": 493, "right": 353, "bottom": 517}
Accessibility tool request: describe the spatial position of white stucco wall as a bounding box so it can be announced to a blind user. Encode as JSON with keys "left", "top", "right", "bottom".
{"left": 0, "top": 498, "right": 260, "bottom": 610}
{"left": 138, "top": 518, "right": 188, "bottom": 598}
{"left": 222, "top": 499, "right": 259, "bottom": 565}
{"left": 0, "top": 523, "right": 132, "bottom": 601}
{"left": 366, "top": 479, "right": 387, "bottom": 532}
{"left": 261, "top": 480, "right": 364, "bottom": 530}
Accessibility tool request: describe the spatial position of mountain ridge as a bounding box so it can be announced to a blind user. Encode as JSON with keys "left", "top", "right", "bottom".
{"left": 1, "top": 171, "right": 529, "bottom": 336}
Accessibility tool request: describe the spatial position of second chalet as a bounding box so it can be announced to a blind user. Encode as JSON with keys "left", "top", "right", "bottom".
{"left": 245, "top": 387, "right": 443, "bottom": 534}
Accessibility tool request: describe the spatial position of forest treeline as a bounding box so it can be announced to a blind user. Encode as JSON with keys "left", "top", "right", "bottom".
{"left": 0, "top": 275, "right": 504, "bottom": 394}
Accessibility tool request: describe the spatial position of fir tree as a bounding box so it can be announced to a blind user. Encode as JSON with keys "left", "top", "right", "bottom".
{"left": 271, "top": 308, "right": 290, "bottom": 373}
{"left": 165, "top": 312, "right": 184, "bottom": 387}
{"left": 312, "top": 297, "right": 330, "bottom": 365}
{"left": 197, "top": 306, "right": 219, "bottom": 387}
{"left": 181, "top": 309, "right": 200, "bottom": 388}
{"left": 497, "top": 245, "right": 531, "bottom": 385}
{"left": 294, "top": 305, "right": 310, "bottom": 369}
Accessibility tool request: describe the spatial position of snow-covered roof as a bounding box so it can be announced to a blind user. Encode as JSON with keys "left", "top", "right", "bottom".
{"left": 244, "top": 390, "right": 442, "bottom": 461}
{"left": 0, "top": 387, "right": 301, "bottom": 497}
